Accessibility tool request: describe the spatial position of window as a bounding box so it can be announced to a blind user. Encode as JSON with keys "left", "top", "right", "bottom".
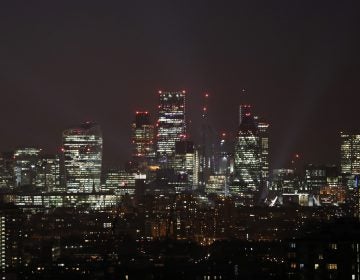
{"left": 327, "top": 263, "right": 337, "bottom": 270}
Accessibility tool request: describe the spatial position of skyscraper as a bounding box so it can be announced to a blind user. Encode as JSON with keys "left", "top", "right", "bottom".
{"left": 156, "top": 90, "right": 186, "bottom": 162}
{"left": 62, "top": 122, "right": 103, "bottom": 193}
{"left": 233, "top": 105, "right": 261, "bottom": 191}
{"left": 256, "top": 119, "right": 270, "bottom": 184}
{"left": 171, "top": 140, "right": 196, "bottom": 192}
{"left": 131, "top": 111, "right": 155, "bottom": 167}
{"left": 35, "top": 154, "right": 61, "bottom": 192}
{"left": 341, "top": 132, "right": 360, "bottom": 175}
{"left": 13, "top": 148, "right": 41, "bottom": 187}
{"left": 0, "top": 152, "right": 15, "bottom": 189}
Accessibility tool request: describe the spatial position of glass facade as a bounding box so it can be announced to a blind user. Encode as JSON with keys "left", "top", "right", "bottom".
{"left": 156, "top": 91, "right": 186, "bottom": 161}
{"left": 234, "top": 105, "right": 261, "bottom": 191}
{"left": 35, "top": 155, "right": 61, "bottom": 192}
{"left": 131, "top": 112, "right": 155, "bottom": 166}
{"left": 340, "top": 132, "right": 360, "bottom": 175}
{"left": 63, "top": 122, "right": 103, "bottom": 193}
{"left": 14, "top": 148, "right": 41, "bottom": 187}
{"left": 257, "top": 120, "right": 269, "bottom": 184}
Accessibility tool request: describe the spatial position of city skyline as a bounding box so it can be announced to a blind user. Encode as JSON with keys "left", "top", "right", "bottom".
{"left": 0, "top": 1, "right": 359, "bottom": 169}
{"left": 0, "top": 94, "right": 356, "bottom": 171}
{"left": 1, "top": 2, "right": 360, "bottom": 278}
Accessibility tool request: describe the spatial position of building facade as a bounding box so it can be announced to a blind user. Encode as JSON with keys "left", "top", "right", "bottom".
{"left": 62, "top": 122, "right": 103, "bottom": 193}
{"left": 13, "top": 148, "right": 41, "bottom": 187}
{"left": 234, "top": 105, "right": 261, "bottom": 191}
{"left": 131, "top": 111, "right": 155, "bottom": 167}
{"left": 341, "top": 132, "right": 360, "bottom": 183}
{"left": 156, "top": 90, "right": 186, "bottom": 163}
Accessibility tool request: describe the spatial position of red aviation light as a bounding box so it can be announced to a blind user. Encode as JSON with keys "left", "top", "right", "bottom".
{"left": 182, "top": 90, "right": 186, "bottom": 94}
{"left": 158, "top": 90, "right": 162, "bottom": 94}
{"left": 222, "top": 133, "right": 226, "bottom": 137}
{"left": 245, "top": 113, "right": 250, "bottom": 116}
{"left": 205, "top": 93, "right": 209, "bottom": 98}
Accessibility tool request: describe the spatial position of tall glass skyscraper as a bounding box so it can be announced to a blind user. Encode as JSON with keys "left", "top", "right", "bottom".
{"left": 341, "top": 132, "right": 360, "bottom": 175}
{"left": 256, "top": 118, "right": 270, "bottom": 184}
{"left": 156, "top": 90, "right": 186, "bottom": 162}
{"left": 131, "top": 111, "right": 155, "bottom": 166}
{"left": 62, "top": 122, "right": 103, "bottom": 193}
{"left": 234, "top": 105, "right": 261, "bottom": 190}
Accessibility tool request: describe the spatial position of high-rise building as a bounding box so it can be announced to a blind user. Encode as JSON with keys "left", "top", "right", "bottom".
{"left": 131, "top": 111, "right": 155, "bottom": 167}
{"left": 199, "top": 93, "right": 215, "bottom": 186}
{"left": 156, "top": 90, "right": 186, "bottom": 162}
{"left": 13, "top": 148, "right": 41, "bottom": 187}
{"left": 218, "top": 133, "right": 231, "bottom": 176}
{"left": 0, "top": 215, "right": 4, "bottom": 277}
{"left": 0, "top": 207, "right": 24, "bottom": 279}
{"left": 170, "top": 140, "right": 196, "bottom": 192}
{"left": 256, "top": 119, "right": 270, "bottom": 184}
{"left": 62, "top": 122, "right": 103, "bottom": 193}
{"left": 35, "top": 154, "right": 61, "bottom": 192}
{"left": 341, "top": 132, "right": 360, "bottom": 175}
{"left": 0, "top": 152, "right": 15, "bottom": 189}
{"left": 233, "top": 105, "right": 261, "bottom": 191}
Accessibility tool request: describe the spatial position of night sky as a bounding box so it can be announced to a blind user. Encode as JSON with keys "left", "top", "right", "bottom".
{"left": 0, "top": 1, "right": 359, "bottom": 169}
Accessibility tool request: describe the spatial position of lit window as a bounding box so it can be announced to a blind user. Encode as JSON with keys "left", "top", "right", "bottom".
{"left": 327, "top": 263, "right": 337, "bottom": 270}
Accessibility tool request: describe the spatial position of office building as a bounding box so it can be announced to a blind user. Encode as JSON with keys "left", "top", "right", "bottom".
{"left": 13, "top": 148, "right": 41, "bottom": 187}
{"left": 156, "top": 90, "right": 186, "bottom": 162}
{"left": 131, "top": 111, "right": 155, "bottom": 167}
{"left": 0, "top": 153, "right": 14, "bottom": 189}
{"left": 35, "top": 154, "right": 61, "bottom": 192}
{"left": 257, "top": 119, "right": 270, "bottom": 184}
{"left": 62, "top": 122, "right": 103, "bottom": 193}
{"left": 170, "top": 140, "right": 196, "bottom": 192}
{"left": 340, "top": 132, "right": 360, "bottom": 189}
{"left": 234, "top": 105, "right": 261, "bottom": 191}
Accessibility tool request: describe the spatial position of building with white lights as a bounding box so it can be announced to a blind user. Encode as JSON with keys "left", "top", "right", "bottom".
{"left": 62, "top": 122, "right": 103, "bottom": 193}
{"left": 156, "top": 90, "right": 186, "bottom": 163}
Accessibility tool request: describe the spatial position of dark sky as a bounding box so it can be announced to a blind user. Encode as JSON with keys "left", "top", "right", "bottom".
{"left": 0, "top": 0, "right": 359, "bottom": 169}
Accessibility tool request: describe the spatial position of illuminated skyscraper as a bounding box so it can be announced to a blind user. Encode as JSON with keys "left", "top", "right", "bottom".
{"left": 170, "top": 140, "right": 196, "bottom": 192}
{"left": 341, "top": 132, "right": 360, "bottom": 175}
{"left": 233, "top": 105, "right": 261, "bottom": 191}
{"left": 62, "top": 122, "right": 103, "bottom": 193}
{"left": 131, "top": 111, "right": 155, "bottom": 166}
{"left": 35, "top": 154, "right": 61, "bottom": 192}
{"left": 256, "top": 119, "right": 270, "bottom": 184}
{"left": 156, "top": 90, "right": 186, "bottom": 162}
{"left": 13, "top": 148, "right": 41, "bottom": 187}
